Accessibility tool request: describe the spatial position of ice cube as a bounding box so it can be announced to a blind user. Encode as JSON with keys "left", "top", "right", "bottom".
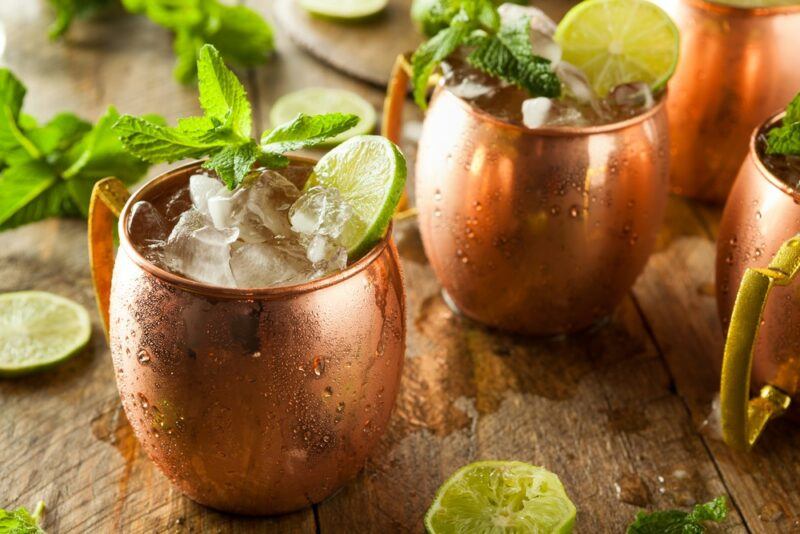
{"left": 230, "top": 241, "right": 310, "bottom": 288}
{"left": 607, "top": 82, "right": 654, "bottom": 113}
{"left": 522, "top": 97, "right": 553, "bottom": 129}
{"left": 498, "top": 4, "right": 556, "bottom": 36}
{"left": 289, "top": 186, "right": 353, "bottom": 240}
{"left": 555, "top": 62, "right": 596, "bottom": 104}
{"left": 162, "top": 210, "right": 236, "bottom": 287}
{"left": 447, "top": 74, "right": 497, "bottom": 100}
{"left": 530, "top": 30, "right": 562, "bottom": 65}
{"left": 246, "top": 170, "right": 301, "bottom": 238}
{"left": 189, "top": 173, "right": 230, "bottom": 214}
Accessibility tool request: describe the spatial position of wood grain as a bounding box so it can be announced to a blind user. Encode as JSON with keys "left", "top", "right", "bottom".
{"left": 0, "top": 2, "right": 797, "bottom": 534}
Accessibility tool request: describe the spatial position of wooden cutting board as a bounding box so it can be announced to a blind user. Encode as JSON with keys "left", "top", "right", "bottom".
{"left": 273, "top": 0, "right": 422, "bottom": 87}
{"left": 274, "top": 0, "right": 583, "bottom": 87}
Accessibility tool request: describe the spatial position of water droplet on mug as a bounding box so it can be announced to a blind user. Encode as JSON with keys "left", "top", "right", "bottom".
{"left": 312, "top": 356, "right": 325, "bottom": 377}
{"left": 138, "top": 393, "right": 149, "bottom": 410}
{"left": 434, "top": 189, "right": 442, "bottom": 202}
{"left": 337, "top": 402, "right": 345, "bottom": 413}
{"left": 323, "top": 386, "right": 333, "bottom": 398}
{"left": 569, "top": 205, "right": 580, "bottom": 218}
{"left": 251, "top": 351, "right": 261, "bottom": 358}
{"left": 550, "top": 205, "right": 560, "bottom": 216}
{"left": 756, "top": 211, "right": 762, "bottom": 220}
{"left": 137, "top": 349, "right": 151, "bottom": 365}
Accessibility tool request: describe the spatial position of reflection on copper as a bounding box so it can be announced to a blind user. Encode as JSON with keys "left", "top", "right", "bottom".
{"left": 717, "top": 111, "right": 800, "bottom": 410}
{"left": 414, "top": 87, "right": 670, "bottom": 335}
{"left": 654, "top": 0, "right": 800, "bottom": 202}
{"left": 108, "top": 162, "right": 406, "bottom": 515}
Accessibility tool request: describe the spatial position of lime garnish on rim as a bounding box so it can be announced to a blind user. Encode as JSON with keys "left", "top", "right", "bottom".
{"left": 555, "top": 0, "right": 680, "bottom": 97}
{"left": 425, "top": 461, "right": 577, "bottom": 534}
{"left": 299, "top": 0, "right": 388, "bottom": 19}
{"left": 0, "top": 291, "right": 91, "bottom": 376}
{"left": 305, "top": 135, "right": 406, "bottom": 259}
{"left": 270, "top": 88, "right": 377, "bottom": 146}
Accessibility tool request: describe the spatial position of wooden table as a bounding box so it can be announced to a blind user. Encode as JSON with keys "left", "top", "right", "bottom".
{"left": 1, "top": 2, "right": 799, "bottom": 533}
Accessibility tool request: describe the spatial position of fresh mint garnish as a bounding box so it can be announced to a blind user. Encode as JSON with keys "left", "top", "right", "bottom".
{"left": 766, "top": 92, "right": 800, "bottom": 157}
{"left": 47, "top": 0, "right": 274, "bottom": 85}
{"left": 0, "top": 69, "right": 157, "bottom": 231}
{"left": 412, "top": 0, "right": 523, "bottom": 37}
{"left": 113, "top": 44, "right": 359, "bottom": 190}
{"left": 0, "top": 501, "right": 46, "bottom": 533}
{"left": 410, "top": 0, "right": 560, "bottom": 108}
{"left": 627, "top": 496, "right": 728, "bottom": 533}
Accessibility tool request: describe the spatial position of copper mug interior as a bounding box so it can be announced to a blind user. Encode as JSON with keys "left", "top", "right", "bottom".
{"left": 716, "top": 111, "right": 800, "bottom": 404}
{"left": 93, "top": 161, "right": 406, "bottom": 515}
{"left": 412, "top": 86, "right": 670, "bottom": 335}
{"left": 654, "top": 0, "right": 800, "bottom": 203}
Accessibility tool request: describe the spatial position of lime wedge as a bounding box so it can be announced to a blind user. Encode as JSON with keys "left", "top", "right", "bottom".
{"left": 306, "top": 135, "right": 407, "bottom": 259}
{"left": 0, "top": 291, "right": 91, "bottom": 376}
{"left": 299, "top": 0, "right": 388, "bottom": 20}
{"left": 555, "top": 0, "right": 680, "bottom": 97}
{"left": 270, "top": 88, "right": 377, "bottom": 146}
{"left": 425, "top": 461, "right": 577, "bottom": 534}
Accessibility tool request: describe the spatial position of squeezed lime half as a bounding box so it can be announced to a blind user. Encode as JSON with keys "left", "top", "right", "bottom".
{"left": 0, "top": 291, "right": 91, "bottom": 376}
{"left": 305, "top": 135, "right": 406, "bottom": 259}
{"left": 425, "top": 461, "right": 577, "bottom": 534}
{"left": 555, "top": 0, "right": 680, "bottom": 97}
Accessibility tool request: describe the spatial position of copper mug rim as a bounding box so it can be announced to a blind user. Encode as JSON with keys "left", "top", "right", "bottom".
{"left": 679, "top": 0, "right": 800, "bottom": 17}
{"left": 748, "top": 110, "right": 800, "bottom": 203}
{"left": 117, "top": 159, "right": 394, "bottom": 300}
{"left": 435, "top": 81, "right": 668, "bottom": 137}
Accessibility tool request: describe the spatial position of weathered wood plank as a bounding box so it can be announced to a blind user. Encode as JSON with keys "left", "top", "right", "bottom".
{"left": 632, "top": 196, "right": 800, "bottom": 533}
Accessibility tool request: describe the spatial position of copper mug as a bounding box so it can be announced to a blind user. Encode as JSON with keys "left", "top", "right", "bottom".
{"left": 87, "top": 160, "right": 406, "bottom": 514}
{"left": 652, "top": 0, "right": 800, "bottom": 203}
{"left": 383, "top": 56, "right": 669, "bottom": 335}
{"left": 716, "top": 111, "right": 799, "bottom": 451}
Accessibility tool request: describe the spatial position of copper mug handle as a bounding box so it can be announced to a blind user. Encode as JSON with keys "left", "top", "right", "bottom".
{"left": 720, "top": 234, "right": 800, "bottom": 451}
{"left": 88, "top": 178, "right": 131, "bottom": 339}
{"left": 382, "top": 54, "right": 415, "bottom": 213}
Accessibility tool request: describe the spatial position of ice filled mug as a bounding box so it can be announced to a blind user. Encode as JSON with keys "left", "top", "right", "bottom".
{"left": 716, "top": 110, "right": 800, "bottom": 451}
{"left": 88, "top": 159, "right": 406, "bottom": 514}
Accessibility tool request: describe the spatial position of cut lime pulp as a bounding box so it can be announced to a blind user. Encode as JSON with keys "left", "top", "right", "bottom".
{"left": 555, "top": 0, "right": 680, "bottom": 97}
{"left": 299, "top": 0, "right": 388, "bottom": 20}
{"left": 0, "top": 291, "right": 91, "bottom": 376}
{"left": 270, "top": 88, "right": 377, "bottom": 146}
{"left": 305, "top": 135, "right": 406, "bottom": 259}
{"left": 425, "top": 461, "right": 577, "bottom": 534}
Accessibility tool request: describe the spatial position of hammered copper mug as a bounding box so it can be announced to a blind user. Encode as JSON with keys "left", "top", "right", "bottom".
{"left": 652, "top": 0, "right": 800, "bottom": 203}
{"left": 383, "top": 56, "right": 669, "bottom": 335}
{"left": 87, "top": 160, "right": 406, "bottom": 514}
{"left": 716, "top": 111, "right": 800, "bottom": 451}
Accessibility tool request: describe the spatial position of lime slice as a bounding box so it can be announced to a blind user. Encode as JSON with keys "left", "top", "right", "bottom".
{"left": 270, "top": 88, "right": 377, "bottom": 146}
{"left": 555, "top": 0, "right": 680, "bottom": 97}
{"left": 0, "top": 291, "right": 91, "bottom": 376}
{"left": 425, "top": 461, "right": 577, "bottom": 534}
{"left": 299, "top": 0, "right": 388, "bottom": 19}
{"left": 306, "top": 135, "right": 407, "bottom": 259}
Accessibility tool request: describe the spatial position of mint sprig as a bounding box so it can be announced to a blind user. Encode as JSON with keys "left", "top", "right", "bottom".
{"left": 766, "top": 92, "right": 800, "bottom": 157}
{"left": 48, "top": 0, "right": 274, "bottom": 85}
{"left": 410, "top": 0, "right": 560, "bottom": 108}
{"left": 627, "top": 496, "right": 728, "bottom": 533}
{"left": 0, "top": 69, "right": 157, "bottom": 231}
{"left": 113, "top": 44, "right": 359, "bottom": 190}
{"left": 0, "top": 500, "right": 46, "bottom": 534}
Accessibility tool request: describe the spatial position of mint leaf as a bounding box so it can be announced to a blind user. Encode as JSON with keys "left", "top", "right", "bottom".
{"left": 627, "top": 496, "right": 728, "bottom": 534}
{"left": 767, "top": 93, "right": 800, "bottom": 156}
{"left": 206, "top": 4, "right": 275, "bottom": 69}
{"left": 27, "top": 113, "right": 92, "bottom": 156}
{"left": 113, "top": 115, "right": 224, "bottom": 163}
{"left": 0, "top": 162, "right": 58, "bottom": 229}
{"left": 114, "top": 45, "right": 358, "bottom": 190}
{"left": 203, "top": 141, "right": 260, "bottom": 189}
{"left": 0, "top": 501, "right": 46, "bottom": 534}
{"left": 63, "top": 107, "right": 155, "bottom": 185}
{"left": 0, "top": 69, "right": 26, "bottom": 120}
{"left": 196, "top": 44, "right": 252, "bottom": 138}
{"left": 411, "top": 10, "right": 473, "bottom": 108}
{"left": 467, "top": 17, "right": 560, "bottom": 98}
{"left": 260, "top": 113, "right": 359, "bottom": 153}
